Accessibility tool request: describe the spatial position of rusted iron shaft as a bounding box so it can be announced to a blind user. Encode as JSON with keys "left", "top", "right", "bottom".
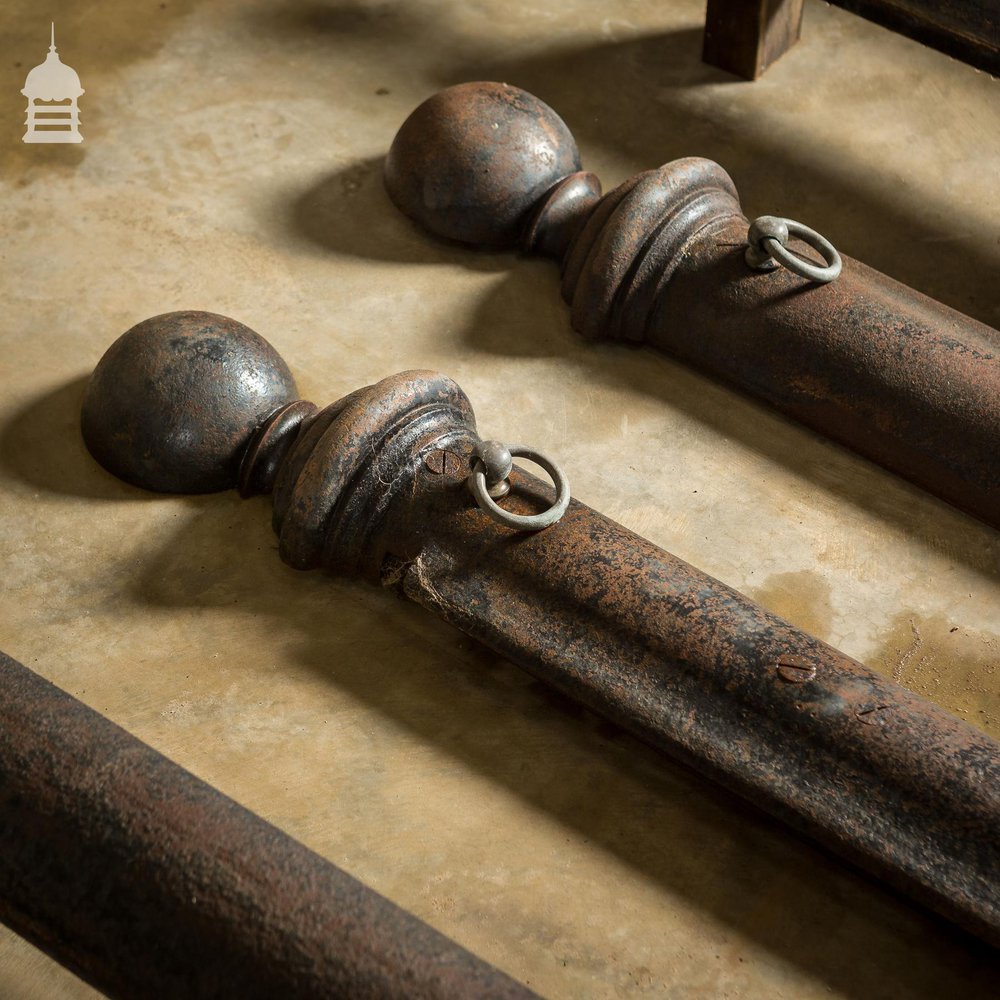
{"left": 633, "top": 197, "right": 999, "bottom": 529}
{"left": 81, "top": 312, "right": 1000, "bottom": 946}
{"left": 0, "top": 650, "right": 535, "bottom": 999}
{"left": 384, "top": 82, "right": 1000, "bottom": 529}
{"left": 403, "top": 480, "right": 1000, "bottom": 947}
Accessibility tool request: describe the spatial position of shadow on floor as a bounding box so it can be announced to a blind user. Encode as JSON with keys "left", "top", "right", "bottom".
{"left": 0, "top": 377, "right": 152, "bottom": 502}
{"left": 288, "top": 154, "right": 514, "bottom": 271}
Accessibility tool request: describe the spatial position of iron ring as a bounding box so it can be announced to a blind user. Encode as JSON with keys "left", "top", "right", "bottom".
{"left": 469, "top": 444, "right": 570, "bottom": 531}
{"left": 745, "top": 215, "right": 842, "bottom": 284}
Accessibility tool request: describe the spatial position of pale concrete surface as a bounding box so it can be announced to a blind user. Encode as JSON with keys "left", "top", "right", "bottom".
{"left": 1, "top": 1, "right": 998, "bottom": 997}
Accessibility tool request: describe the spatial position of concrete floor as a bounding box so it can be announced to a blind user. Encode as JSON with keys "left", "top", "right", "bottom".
{"left": 1, "top": 0, "right": 998, "bottom": 996}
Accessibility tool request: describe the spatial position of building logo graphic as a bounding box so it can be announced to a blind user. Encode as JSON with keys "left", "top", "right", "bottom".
{"left": 21, "top": 24, "right": 84, "bottom": 143}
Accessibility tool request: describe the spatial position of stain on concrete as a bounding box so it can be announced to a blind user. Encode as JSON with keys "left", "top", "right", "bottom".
{"left": 750, "top": 570, "right": 834, "bottom": 642}
{"left": 873, "top": 613, "right": 1000, "bottom": 740}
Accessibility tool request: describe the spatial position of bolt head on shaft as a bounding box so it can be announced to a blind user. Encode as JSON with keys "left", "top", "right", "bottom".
{"left": 385, "top": 81, "right": 582, "bottom": 250}
{"left": 81, "top": 311, "right": 298, "bottom": 493}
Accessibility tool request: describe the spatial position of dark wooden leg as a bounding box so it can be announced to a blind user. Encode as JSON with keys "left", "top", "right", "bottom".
{"left": 703, "top": 0, "right": 805, "bottom": 79}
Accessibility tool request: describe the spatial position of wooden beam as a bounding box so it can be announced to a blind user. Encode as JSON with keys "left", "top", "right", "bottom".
{"left": 702, "top": 0, "right": 805, "bottom": 80}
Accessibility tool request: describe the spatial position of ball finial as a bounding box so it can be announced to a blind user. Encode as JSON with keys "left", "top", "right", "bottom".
{"left": 384, "top": 81, "right": 582, "bottom": 250}
{"left": 81, "top": 311, "right": 298, "bottom": 493}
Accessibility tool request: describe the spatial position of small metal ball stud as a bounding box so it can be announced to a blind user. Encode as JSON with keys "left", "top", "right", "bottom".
{"left": 384, "top": 81, "right": 586, "bottom": 250}
{"left": 81, "top": 311, "right": 298, "bottom": 493}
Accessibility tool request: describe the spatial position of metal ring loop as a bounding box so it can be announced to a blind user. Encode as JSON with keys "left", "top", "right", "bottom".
{"left": 745, "top": 215, "right": 842, "bottom": 284}
{"left": 468, "top": 444, "right": 570, "bottom": 531}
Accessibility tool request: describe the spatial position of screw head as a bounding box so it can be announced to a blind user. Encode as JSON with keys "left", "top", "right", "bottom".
{"left": 857, "top": 704, "right": 892, "bottom": 726}
{"left": 424, "top": 449, "right": 465, "bottom": 476}
{"left": 774, "top": 655, "right": 818, "bottom": 683}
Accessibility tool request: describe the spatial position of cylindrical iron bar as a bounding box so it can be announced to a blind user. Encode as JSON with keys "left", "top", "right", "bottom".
{"left": 0, "top": 650, "right": 535, "bottom": 1000}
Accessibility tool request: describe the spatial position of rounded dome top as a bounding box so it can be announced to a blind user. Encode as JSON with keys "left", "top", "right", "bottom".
{"left": 81, "top": 311, "right": 299, "bottom": 494}
{"left": 385, "top": 81, "right": 581, "bottom": 250}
